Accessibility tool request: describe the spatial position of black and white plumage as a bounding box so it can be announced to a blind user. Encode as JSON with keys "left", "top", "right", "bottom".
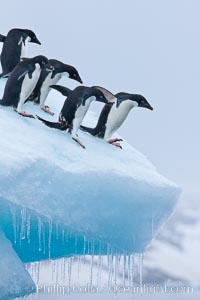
{"left": 0, "top": 28, "right": 41, "bottom": 78}
{"left": 81, "top": 92, "right": 153, "bottom": 148}
{"left": 0, "top": 55, "right": 50, "bottom": 118}
{"left": 36, "top": 84, "right": 115, "bottom": 149}
{"left": 27, "top": 59, "right": 83, "bottom": 115}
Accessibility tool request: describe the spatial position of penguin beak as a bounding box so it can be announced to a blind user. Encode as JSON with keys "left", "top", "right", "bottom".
{"left": 74, "top": 75, "right": 83, "bottom": 84}
{"left": 142, "top": 102, "right": 153, "bottom": 111}
{"left": 31, "top": 37, "right": 41, "bottom": 45}
{"left": 32, "top": 37, "right": 41, "bottom": 45}
{"left": 146, "top": 103, "right": 153, "bottom": 111}
{"left": 78, "top": 78, "right": 83, "bottom": 84}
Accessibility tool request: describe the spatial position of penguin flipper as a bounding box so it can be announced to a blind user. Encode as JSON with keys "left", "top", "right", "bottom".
{"left": 80, "top": 125, "right": 95, "bottom": 136}
{"left": 0, "top": 34, "right": 6, "bottom": 42}
{"left": 50, "top": 85, "right": 72, "bottom": 97}
{"left": 36, "top": 115, "right": 64, "bottom": 130}
{"left": 0, "top": 72, "right": 12, "bottom": 79}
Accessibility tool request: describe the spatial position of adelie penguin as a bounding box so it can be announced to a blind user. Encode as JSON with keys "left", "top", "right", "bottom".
{"left": 27, "top": 59, "right": 83, "bottom": 115}
{"left": 36, "top": 85, "right": 116, "bottom": 149}
{"left": 0, "top": 28, "right": 41, "bottom": 78}
{"left": 81, "top": 90, "right": 153, "bottom": 148}
{"left": 0, "top": 55, "right": 52, "bottom": 118}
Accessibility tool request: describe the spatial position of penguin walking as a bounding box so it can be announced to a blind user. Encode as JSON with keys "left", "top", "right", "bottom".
{"left": 81, "top": 91, "right": 153, "bottom": 148}
{"left": 36, "top": 85, "right": 116, "bottom": 149}
{"left": 0, "top": 28, "right": 41, "bottom": 78}
{"left": 27, "top": 59, "right": 83, "bottom": 115}
{"left": 0, "top": 55, "right": 51, "bottom": 118}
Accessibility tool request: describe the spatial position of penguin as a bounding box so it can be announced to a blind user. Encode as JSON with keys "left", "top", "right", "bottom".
{"left": 81, "top": 91, "right": 153, "bottom": 148}
{"left": 0, "top": 55, "right": 51, "bottom": 118}
{"left": 36, "top": 84, "right": 116, "bottom": 149}
{"left": 0, "top": 28, "right": 41, "bottom": 78}
{"left": 27, "top": 59, "right": 83, "bottom": 115}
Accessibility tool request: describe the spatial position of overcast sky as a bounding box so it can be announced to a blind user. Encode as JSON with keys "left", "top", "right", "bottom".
{"left": 1, "top": 0, "right": 199, "bottom": 198}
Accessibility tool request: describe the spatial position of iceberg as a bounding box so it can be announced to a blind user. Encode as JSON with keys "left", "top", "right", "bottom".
{"left": 0, "top": 229, "right": 35, "bottom": 300}
{"left": 0, "top": 79, "right": 180, "bottom": 298}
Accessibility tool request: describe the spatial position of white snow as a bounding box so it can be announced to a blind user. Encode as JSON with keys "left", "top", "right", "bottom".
{"left": 0, "top": 78, "right": 180, "bottom": 298}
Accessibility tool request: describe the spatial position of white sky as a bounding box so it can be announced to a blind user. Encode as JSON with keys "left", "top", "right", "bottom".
{"left": 1, "top": 0, "right": 200, "bottom": 197}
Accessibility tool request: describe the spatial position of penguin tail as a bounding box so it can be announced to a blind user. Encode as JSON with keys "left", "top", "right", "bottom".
{"left": 0, "top": 99, "right": 7, "bottom": 106}
{"left": 0, "top": 34, "right": 6, "bottom": 43}
{"left": 36, "top": 115, "right": 64, "bottom": 130}
{"left": 50, "top": 85, "right": 72, "bottom": 97}
{"left": 80, "top": 125, "right": 95, "bottom": 136}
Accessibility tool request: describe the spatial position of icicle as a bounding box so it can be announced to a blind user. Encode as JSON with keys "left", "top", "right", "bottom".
{"left": 68, "top": 257, "right": 72, "bottom": 294}
{"left": 127, "top": 255, "right": 131, "bottom": 286}
{"left": 37, "top": 217, "right": 42, "bottom": 252}
{"left": 138, "top": 254, "right": 143, "bottom": 293}
{"left": 10, "top": 205, "right": 17, "bottom": 244}
{"left": 42, "top": 222, "right": 46, "bottom": 255}
{"left": 123, "top": 254, "right": 126, "bottom": 287}
{"left": 26, "top": 213, "right": 31, "bottom": 244}
{"left": 77, "top": 255, "right": 81, "bottom": 280}
{"left": 36, "top": 262, "right": 40, "bottom": 284}
{"left": 56, "top": 260, "right": 59, "bottom": 283}
{"left": 62, "top": 229, "right": 65, "bottom": 244}
{"left": 90, "top": 241, "right": 94, "bottom": 287}
{"left": 63, "top": 258, "right": 67, "bottom": 283}
{"left": 108, "top": 254, "right": 114, "bottom": 288}
{"left": 51, "top": 260, "right": 56, "bottom": 282}
{"left": 60, "top": 257, "right": 64, "bottom": 283}
{"left": 20, "top": 207, "right": 26, "bottom": 241}
{"left": 130, "top": 255, "right": 134, "bottom": 287}
{"left": 97, "top": 254, "right": 101, "bottom": 287}
{"left": 48, "top": 219, "right": 52, "bottom": 259}
{"left": 83, "top": 235, "right": 86, "bottom": 264}
{"left": 100, "top": 255, "right": 103, "bottom": 287}
{"left": 56, "top": 223, "right": 59, "bottom": 240}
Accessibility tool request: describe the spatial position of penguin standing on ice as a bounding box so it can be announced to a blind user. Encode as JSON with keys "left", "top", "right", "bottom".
{"left": 0, "top": 28, "right": 41, "bottom": 78}
{"left": 28, "top": 59, "right": 83, "bottom": 115}
{"left": 36, "top": 85, "right": 116, "bottom": 149}
{"left": 0, "top": 55, "right": 51, "bottom": 118}
{"left": 81, "top": 90, "right": 153, "bottom": 148}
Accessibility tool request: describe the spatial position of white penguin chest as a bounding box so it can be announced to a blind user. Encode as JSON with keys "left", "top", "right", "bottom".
{"left": 39, "top": 73, "right": 63, "bottom": 106}
{"left": 105, "top": 100, "right": 135, "bottom": 135}
{"left": 20, "top": 37, "right": 31, "bottom": 59}
{"left": 21, "top": 64, "right": 41, "bottom": 98}
{"left": 75, "top": 96, "right": 95, "bottom": 120}
{"left": 44, "top": 72, "right": 62, "bottom": 87}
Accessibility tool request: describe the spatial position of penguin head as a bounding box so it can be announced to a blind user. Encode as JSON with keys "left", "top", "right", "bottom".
{"left": 66, "top": 65, "right": 83, "bottom": 84}
{"left": 116, "top": 93, "right": 153, "bottom": 110}
{"left": 48, "top": 60, "right": 83, "bottom": 83}
{"left": 21, "top": 29, "right": 41, "bottom": 45}
{"left": 33, "top": 55, "right": 53, "bottom": 71}
{"left": 132, "top": 95, "right": 153, "bottom": 110}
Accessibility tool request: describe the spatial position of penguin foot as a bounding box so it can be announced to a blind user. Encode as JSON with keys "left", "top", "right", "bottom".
{"left": 110, "top": 141, "right": 122, "bottom": 149}
{"left": 108, "top": 138, "right": 123, "bottom": 143}
{"left": 18, "top": 111, "right": 35, "bottom": 119}
{"left": 42, "top": 106, "right": 55, "bottom": 116}
{"left": 72, "top": 137, "right": 86, "bottom": 149}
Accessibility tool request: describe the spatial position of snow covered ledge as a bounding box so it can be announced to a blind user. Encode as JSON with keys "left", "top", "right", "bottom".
{"left": 0, "top": 79, "right": 180, "bottom": 297}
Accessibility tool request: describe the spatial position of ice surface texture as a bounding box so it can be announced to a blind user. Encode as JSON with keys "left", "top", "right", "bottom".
{"left": 0, "top": 79, "right": 180, "bottom": 298}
